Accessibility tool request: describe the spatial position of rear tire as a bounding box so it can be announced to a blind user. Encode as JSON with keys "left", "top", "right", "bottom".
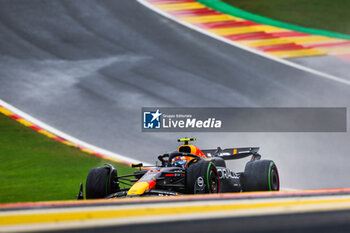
{"left": 186, "top": 160, "right": 220, "bottom": 194}
{"left": 241, "top": 160, "right": 279, "bottom": 192}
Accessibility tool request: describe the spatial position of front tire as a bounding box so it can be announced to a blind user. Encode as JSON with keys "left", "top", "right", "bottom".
{"left": 86, "top": 165, "right": 119, "bottom": 199}
{"left": 241, "top": 160, "right": 279, "bottom": 192}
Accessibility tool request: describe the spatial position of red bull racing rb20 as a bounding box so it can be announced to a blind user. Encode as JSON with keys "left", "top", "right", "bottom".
{"left": 78, "top": 138, "right": 280, "bottom": 199}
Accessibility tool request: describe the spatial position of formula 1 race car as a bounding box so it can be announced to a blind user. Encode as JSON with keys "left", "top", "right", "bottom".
{"left": 78, "top": 138, "right": 279, "bottom": 199}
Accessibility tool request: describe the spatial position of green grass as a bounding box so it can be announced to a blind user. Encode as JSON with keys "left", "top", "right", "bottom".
{"left": 221, "top": 0, "right": 350, "bottom": 35}
{"left": 0, "top": 113, "right": 135, "bottom": 204}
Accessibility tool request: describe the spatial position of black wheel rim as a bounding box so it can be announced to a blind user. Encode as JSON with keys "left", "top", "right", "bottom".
{"left": 208, "top": 168, "right": 219, "bottom": 193}
{"left": 270, "top": 166, "right": 279, "bottom": 191}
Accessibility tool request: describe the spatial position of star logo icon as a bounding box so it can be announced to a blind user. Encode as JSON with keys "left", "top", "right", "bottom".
{"left": 150, "top": 109, "right": 162, "bottom": 122}
{"left": 143, "top": 109, "right": 162, "bottom": 129}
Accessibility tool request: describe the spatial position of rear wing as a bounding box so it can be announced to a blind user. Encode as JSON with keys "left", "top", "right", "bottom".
{"left": 201, "top": 147, "right": 261, "bottom": 160}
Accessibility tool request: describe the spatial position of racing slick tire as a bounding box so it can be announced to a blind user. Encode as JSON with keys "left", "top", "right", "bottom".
{"left": 186, "top": 160, "right": 220, "bottom": 194}
{"left": 241, "top": 160, "right": 279, "bottom": 192}
{"left": 86, "top": 166, "right": 119, "bottom": 199}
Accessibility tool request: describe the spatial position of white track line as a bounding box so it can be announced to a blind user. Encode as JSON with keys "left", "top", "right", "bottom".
{"left": 0, "top": 99, "right": 150, "bottom": 166}
{"left": 138, "top": 0, "right": 350, "bottom": 86}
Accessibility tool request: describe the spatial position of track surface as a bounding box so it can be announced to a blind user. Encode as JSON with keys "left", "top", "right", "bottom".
{"left": 3, "top": 189, "right": 350, "bottom": 232}
{"left": 0, "top": 0, "right": 350, "bottom": 190}
{"left": 50, "top": 211, "right": 350, "bottom": 233}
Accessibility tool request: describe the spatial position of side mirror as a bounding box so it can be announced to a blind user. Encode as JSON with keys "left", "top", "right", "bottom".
{"left": 131, "top": 163, "right": 143, "bottom": 168}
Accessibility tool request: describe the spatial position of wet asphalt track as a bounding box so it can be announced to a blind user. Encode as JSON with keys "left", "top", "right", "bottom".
{"left": 0, "top": 0, "right": 350, "bottom": 191}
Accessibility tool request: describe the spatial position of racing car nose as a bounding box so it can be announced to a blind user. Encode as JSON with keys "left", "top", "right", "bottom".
{"left": 127, "top": 182, "right": 151, "bottom": 196}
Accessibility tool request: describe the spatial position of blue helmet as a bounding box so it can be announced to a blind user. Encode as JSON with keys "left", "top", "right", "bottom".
{"left": 172, "top": 156, "right": 187, "bottom": 167}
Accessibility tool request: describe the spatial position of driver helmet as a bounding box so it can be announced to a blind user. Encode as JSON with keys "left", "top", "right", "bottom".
{"left": 172, "top": 156, "right": 187, "bottom": 167}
